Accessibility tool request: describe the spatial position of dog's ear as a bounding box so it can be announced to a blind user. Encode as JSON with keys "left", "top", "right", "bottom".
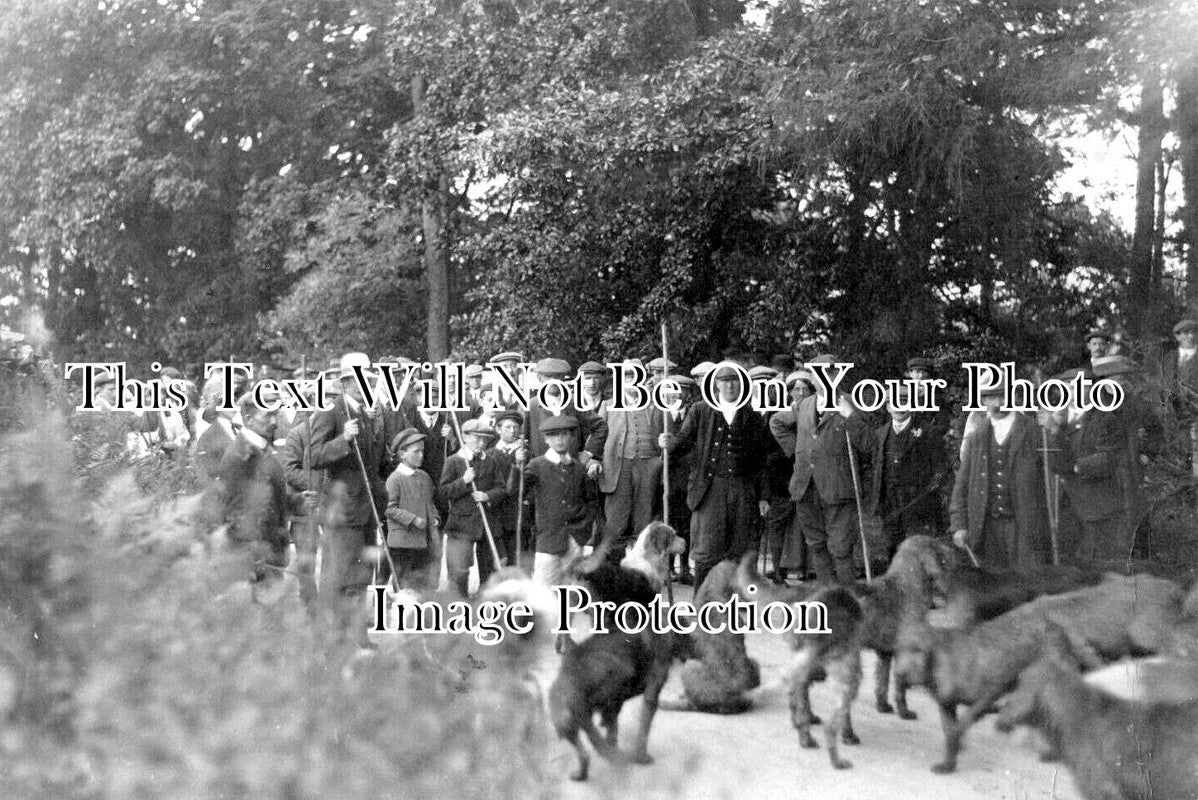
{"left": 669, "top": 534, "right": 686, "bottom": 555}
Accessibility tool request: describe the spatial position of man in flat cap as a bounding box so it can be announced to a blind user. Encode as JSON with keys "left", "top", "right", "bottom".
{"left": 488, "top": 350, "right": 528, "bottom": 410}
{"left": 646, "top": 357, "right": 678, "bottom": 387}
{"left": 950, "top": 377, "right": 1050, "bottom": 570}
{"left": 307, "top": 353, "right": 391, "bottom": 630}
{"left": 526, "top": 357, "right": 607, "bottom": 463}
{"left": 577, "top": 361, "right": 608, "bottom": 411}
{"left": 771, "top": 355, "right": 874, "bottom": 584}
{"left": 1164, "top": 317, "right": 1198, "bottom": 470}
{"left": 661, "top": 363, "right": 772, "bottom": 590}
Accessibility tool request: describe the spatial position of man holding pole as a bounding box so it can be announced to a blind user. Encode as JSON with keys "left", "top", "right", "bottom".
{"left": 771, "top": 355, "right": 874, "bottom": 585}
{"left": 659, "top": 363, "right": 772, "bottom": 592}
{"left": 307, "top": 352, "right": 391, "bottom": 630}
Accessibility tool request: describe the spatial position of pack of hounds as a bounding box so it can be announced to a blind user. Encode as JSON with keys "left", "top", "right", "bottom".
{"left": 469, "top": 521, "right": 1198, "bottom": 798}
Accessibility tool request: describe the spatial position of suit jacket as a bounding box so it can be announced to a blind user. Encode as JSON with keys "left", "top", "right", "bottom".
{"left": 439, "top": 450, "right": 511, "bottom": 541}
{"left": 280, "top": 410, "right": 323, "bottom": 496}
{"left": 307, "top": 400, "right": 389, "bottom": 527}
{"left": 949, "top": 414, "right": 1049, "bottom": 553}
{"left": 771, "top": 394, "right": 872, "bottom": 505}
{"left": 667, "top": 401, "right": 772, "bottom": 511}
{"left": 1048, "top": 410, "right": 1126, "bottom": 521}
{"left": 598, "top": 403, "right": 664, "bottom": 494}
{"left": 868, "top": 413, "right": 949, "bottom": 520}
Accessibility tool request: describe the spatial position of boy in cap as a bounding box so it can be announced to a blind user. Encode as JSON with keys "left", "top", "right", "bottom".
{"left": 492, "top": 409, "right": 526, "bottom": 565}
{"left": 513, "top": 415, "right": 596, "bottom": 585}
{"left": 384, "top": 428, "right": 441, "bottom": 589}
{"left": 1164, "top": 317, "right": 1198, "bottom": 468}
{"left": 439, "top": 418, "right": 510, "bottom": 596}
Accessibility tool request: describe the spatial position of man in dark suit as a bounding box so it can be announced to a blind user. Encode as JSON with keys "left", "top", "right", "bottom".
{"left": 525, "top": 357, "right": 607, "bottom": 462}
{"left": 869, "top": 385, "right": 949, "bottom": 563}
{"left": 215, "top": 395, "right": 313, "bottom": 593}
{"left": 597, "top": 367, "right": 664, "bottom": 561}
{"left": 771, "top": 355, "right": 874, "bottom": 585}
{"left": 1046, "top": 368, "right": 1128, "bottom": 566}
{"left": 661, "top": 363, "right": 772, "bottom": 591}
{"left": 307, "top": 353, "right": 390, "bottom": 627}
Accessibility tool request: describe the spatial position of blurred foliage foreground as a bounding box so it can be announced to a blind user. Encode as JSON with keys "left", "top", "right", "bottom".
{"left": 0, "top": 386, "right": 560, "bottom": 800}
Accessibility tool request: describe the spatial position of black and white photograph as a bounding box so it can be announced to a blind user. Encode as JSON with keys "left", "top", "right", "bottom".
{"left": 3, "top": 0, "right": 1198, "bottom": 797}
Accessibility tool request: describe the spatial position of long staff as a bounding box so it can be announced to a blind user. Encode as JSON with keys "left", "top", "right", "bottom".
{"left": 1033, "top": 368, "right": 1062, "bottom": 566}
{"left": 845, "top": 429, "right": 873, "bottom": 582}
{"left": 515, "top": 411, "right": 528, "bottom": 570}
{"left": 448, "top": 411, "right": 504, "bottom": 567}
{"left": 302, "top": 356, "right": 322, "bottom": 595}
{"left": 342, "top": 392, "right": 399, "bottom": 591}
{"left": 660, "top": 321, "right": 674, "bottom": 604}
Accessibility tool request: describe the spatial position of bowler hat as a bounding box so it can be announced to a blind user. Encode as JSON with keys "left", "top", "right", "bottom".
{"left": 540, "top": 415, "right": 578, "bottom": 435}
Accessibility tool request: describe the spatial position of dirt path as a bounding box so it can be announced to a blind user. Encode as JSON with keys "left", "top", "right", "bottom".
{"left": 555, "top": 587, "right": 1082, "bottom": 800}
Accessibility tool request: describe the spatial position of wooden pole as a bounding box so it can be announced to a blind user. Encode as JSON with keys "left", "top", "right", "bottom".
{"left": 846, "top": 429, "right": 872, "bottom": 582}
{"left": 448, "top": 411, "right": 503, "bottom": 568}
{"left": 661, "top": 321, "right": 674, "bottom": 604}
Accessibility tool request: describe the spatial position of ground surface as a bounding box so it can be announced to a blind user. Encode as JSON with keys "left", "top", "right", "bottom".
{"left": 551, "top": 583, "right": 1085, "bottom": 800}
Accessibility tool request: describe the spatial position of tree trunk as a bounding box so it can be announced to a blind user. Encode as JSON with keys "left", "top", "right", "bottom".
{"left": 1177, "top": 63, "right": 1198, "bottom": 306}
{"left": 1131, "top": 65, "right": 1164, "bottom": 338}
{"left": 411, "top": 74, "right": 450, "bottom": 360}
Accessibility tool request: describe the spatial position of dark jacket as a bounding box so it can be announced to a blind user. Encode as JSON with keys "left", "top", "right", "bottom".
{"left": 869, "top": 413, "right": 949, "bottom": 521}
{"left": 667, "top": 401, "right": 772, "bottom": 511}
{"left": 307, "top": 400, "right": 389, "bottom": 527}
{"left": 516, "top": 454, "right": 596, "bottom": 554}
{"left": 215, "top": 435, "right": 302, "bottom": 557}
{"left": 195, "top": 420, "right": 236, "bottom": 483}
{"left": 439, "top": 449, "right": 512, "bottom": 541}
{"left": 771, "top": 394, "right": 873, "bottom": 505}
{"left": 527, "top": 397, "right": 608, "bottom": 459}
{"left": 1048, "top": 410, "right": 1126, "bottom": 522}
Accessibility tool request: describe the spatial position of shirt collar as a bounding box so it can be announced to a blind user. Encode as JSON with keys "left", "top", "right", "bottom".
{"left": 990, "top": 413, "right": 1017, "bottom": 445}
{"left": 544, "top": 448, "right": 572, "bottom": 465}
{"left": 398, "top": 463, "right": 417, "bottom": 476}
{"left": 891, "top": 416, "right": 913, "bottom": 434}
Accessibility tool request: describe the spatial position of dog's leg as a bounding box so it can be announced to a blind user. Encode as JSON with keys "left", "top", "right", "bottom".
{"left": 931, "top": 700, "right": 960, "bottom": 774}
{"left": 824, "top": 650, "right": 862, "bottom": 770}
{"left": 874, "top": 650, "right": 894, "bottom": 714}
{"left": 933, "top": 689, "right": 1005, "bottom": 774}
{"left": 789, "top": 648, "right": 820, "bottom": 749}
{"left": 628, "top": 659, "right": 670, "bottom": 765}
{"left": 563, "top": 728, "right": 590, "bottom": 781}
{"left": 581, "top": 713, "right": 626, "bottom": 764}
{"left": 894, "top": 672, "right": 917, "bottom": 720}
{"left": 600, "top": 704, "right": 620, "bottom": 748}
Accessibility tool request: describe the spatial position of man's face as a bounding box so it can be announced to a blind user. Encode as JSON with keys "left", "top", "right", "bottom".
{"left": 464, "top": 432, "right": 489, "bottom": 455}
{"left": 982, "top": 394, "right": 1007, "bottom": 417}
{"left": 468, "top": 375, "right": 482, "bottom": 390}
{"left": 888, "top": 399, "right": 911, "bottom": 424}
{"left": 581, "top": 373, "right": 602, "bottom": 394}
{"left": 790, "top": 382, "right": 810, "bottom": 405}
{"left": 99, "top": 382, "right": 117, "bottom": 406}
{"left": 496, "top": 419, "right": 519, "bottom": 443}
{"left": 246, "top": 407, "right": 278, "bottom": 441}
{"left": 907, "top": 368, "right": 931, "bottom": 382}
{"left": 1087, "top": 337, "right": 1108, "bottom": 359}
{"left": 716, "top": 376, "right": 740, "bottom": 403}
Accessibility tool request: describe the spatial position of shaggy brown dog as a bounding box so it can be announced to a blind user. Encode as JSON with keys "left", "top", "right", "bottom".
{"left": 659, "top": 558, "right": 761, "bottom": 714}
{"left": 997, "top": 621, "right": 1198, "bottom": 800}
{"left": 549, "top": 546, "right": 695, "bottom": 781}
{"left": 895, "top": 572, "right": 1184, "bottom": 774}
{"left": 741, "top": 535, "right": 947, "bottom": 720}
{"left": 933, "top": 553, "right": 1106, "bottom": 628}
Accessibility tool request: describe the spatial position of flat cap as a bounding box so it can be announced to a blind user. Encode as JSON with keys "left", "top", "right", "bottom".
{"left": 748, "top": 365, "right": 779, "bottom": 380}
{"left": 689, "top": 361, "right": 716, "bottom": 378}
{"left": 646, "top": 357, "right": 678, "bottom": 371}
{"left": 390, "top": 427, "right": 426, "bottom": 453}
{"left": 906, "top": 357, "right": 934, "bottom": 372}
{"left": 464, "top": 364, "right": 484, "bottom": 378}
{"left": 460, "top": 418, "right": 498, "bottom": 438}
{"left": 671, "top": 375, "right": 697, "bottom": 388}
{"left": 1084, "top": 329, "right": 1110, "bottom": 343}
{"left": 489, "top": 351, "right": 525, "bottom": 364}
{"left": 785, "top": 370, "right": 813, "bottom": 387}
{"left": 339, "top": 352, "right": 375, "bottom": 380}
{"left": 160, "top": 366, "right": 182, "bottom": 380}
{"left": 577, "top": 361, "right": 607, "bottom": 375}
{"left": 535, "top": 357, "right": 572, "bottom": 377}
{"left": 540, "top": 415, "right": 579, "bottom": 435}
{"left": 495, "top": 409, "right": 524, "bottom": 427}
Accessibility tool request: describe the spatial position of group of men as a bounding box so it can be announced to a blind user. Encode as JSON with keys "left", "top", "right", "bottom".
{"left": 85, "top": 316, "right": 1198, "bottom": 632}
